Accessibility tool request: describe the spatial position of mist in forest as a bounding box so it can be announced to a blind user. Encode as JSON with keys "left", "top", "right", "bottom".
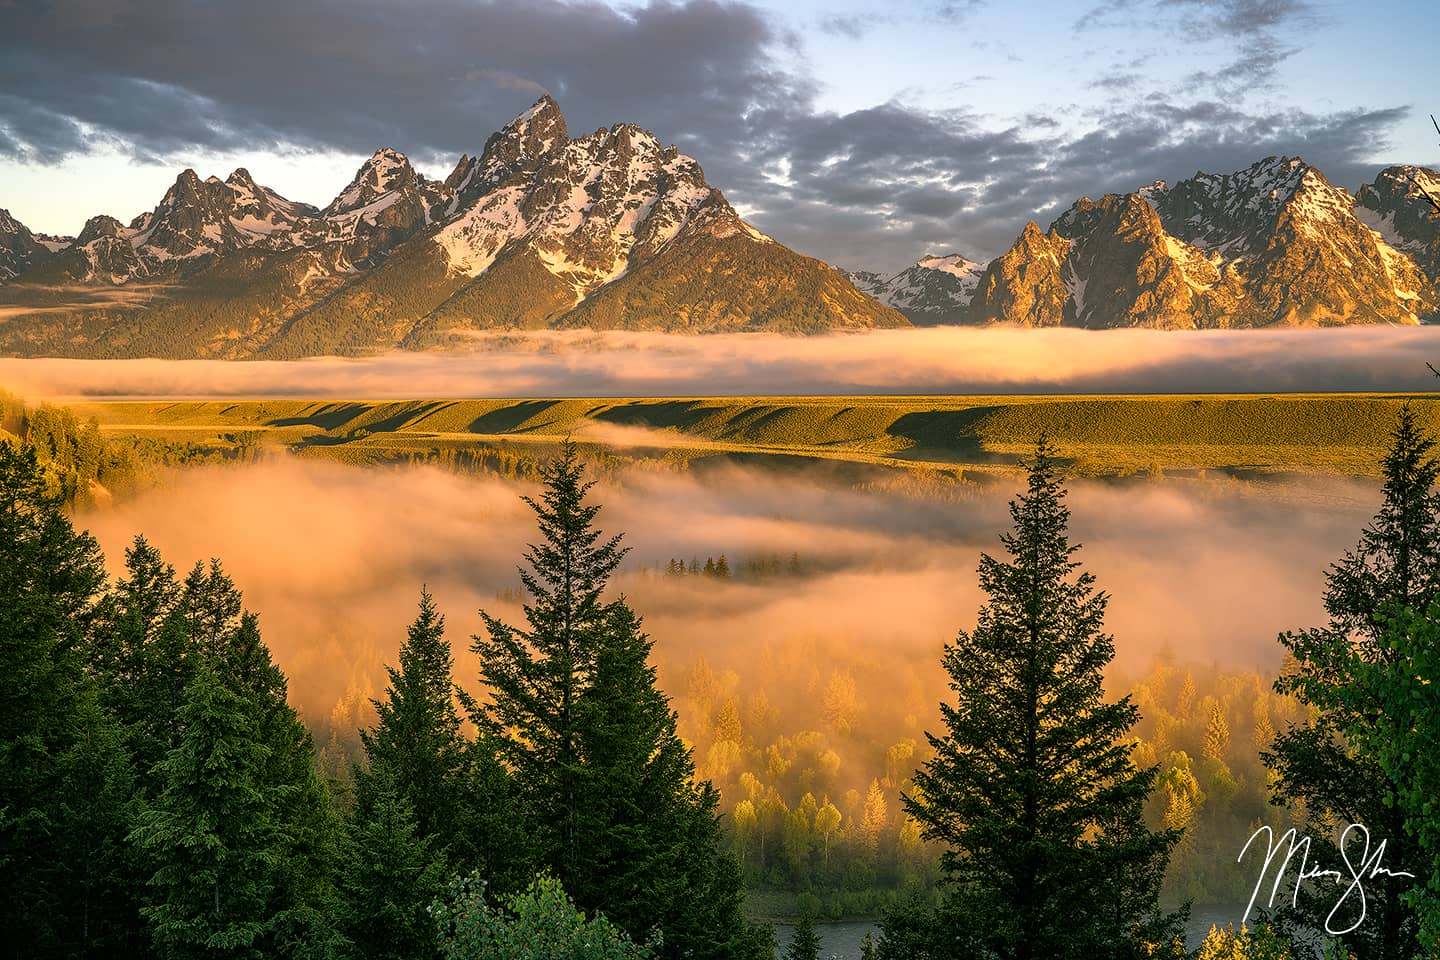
{"left": 72, "top": 454, "right": 1376, "bottom": 770}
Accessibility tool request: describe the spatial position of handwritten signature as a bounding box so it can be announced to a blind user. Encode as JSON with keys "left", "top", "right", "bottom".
{"left": 1239, "top": 824, "right": 1415, "bottom": 935}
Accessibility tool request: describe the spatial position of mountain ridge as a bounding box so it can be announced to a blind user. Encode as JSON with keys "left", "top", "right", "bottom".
{"left": 3, "top": 109, "right": 1438, "bottom": 355}
{"left": 0, "top": 94, "right": 906, "bottom": 358}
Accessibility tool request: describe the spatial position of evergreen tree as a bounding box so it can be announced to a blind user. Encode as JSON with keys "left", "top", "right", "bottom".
{"left": 51, "top": 694, "right": 146, "bottom": 956}
{"left": 130, "top": 666, "right": 287, "bottom": 959}
{"left": 94, "top": 536, "right": 193, "bottom": 789}
{"left": 569, "top": 604, "right": 755, "bottom": 959}
{"left": 344, "top": 590, "right": 475, "bottom": 957}
{"left": 471, "top": 442, "right": 627, "bottom": 879}
{"left": 0, "top": 440, "right": 122, "bottom": 954}
{"left": 784, "top": 913, "right": 820, "bottom": 960}
{"left": 355, "top": 589, "right": 468, "bottom": 861}
{"left": 471, "top": 442, "right": 762, "bottom": 958}
{"left": 896, "top": 441, "right": 1182, "bottom": 960}
{"left": 1336, "top": 605, "right": 1440, "bottom": 952}
{"left": 1268, "top": 407, "right": 1440, "bottom": 958}
{"left": 129, "top": 563, "right": 343, "bottom": 959}
{"left": 337, "top": 776, "right": 447, "bottom": 960}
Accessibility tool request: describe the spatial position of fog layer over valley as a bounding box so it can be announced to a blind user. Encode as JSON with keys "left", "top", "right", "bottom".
{"left": 74, "top": 455, "right": 1370, "bottom": 755}
{"left": 6, "top": 326, "right": 1440, "bottom": 399}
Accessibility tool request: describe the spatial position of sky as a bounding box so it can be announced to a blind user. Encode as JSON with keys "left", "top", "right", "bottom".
{"left": 0, "top": 0, "right": 1436, "bottom": 271}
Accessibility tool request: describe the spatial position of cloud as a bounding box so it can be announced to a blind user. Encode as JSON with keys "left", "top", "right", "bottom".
{"left": 4, "top": 327, "right": 1440, "bottom": 399}
{"left": 0, "top": 0, "right": 795, "bottom": 167}
{"left": 1079, "top": 0, "right": 1319, "bottom": 94}
{"left": 0, "top": 0, "right": 1412, "bottom": 269}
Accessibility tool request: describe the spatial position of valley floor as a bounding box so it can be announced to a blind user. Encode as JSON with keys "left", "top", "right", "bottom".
{"left": 68, "top": 392, "right": 1437, "bottom": 482}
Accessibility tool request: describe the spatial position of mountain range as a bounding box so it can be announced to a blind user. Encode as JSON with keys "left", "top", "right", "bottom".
{"left": 0, "top": 96, "right": 903, "bottom": 358}
{"left": 0, "top": 96, "right": 1437, "bottom": 358}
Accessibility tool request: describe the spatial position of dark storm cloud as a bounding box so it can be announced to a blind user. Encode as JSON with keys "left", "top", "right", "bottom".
{"left": 0, "top": 0, "right": 1411, "bottom": 270}
{"left": 0, "top": 0, "right": 797, "bottom": 165}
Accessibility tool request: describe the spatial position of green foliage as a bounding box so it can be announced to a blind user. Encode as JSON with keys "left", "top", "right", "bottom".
{"left": 129, "top": 667, "right": 287, "bottom": 958}
{"left": 896, "top": 441, "right": 1183, "bottom": 959}
{"left": 471, "top": 440, "right": 629, "bottom": 880}
{"left": 783, "top": 912, "right": 820, "bottom": 960}
{"left": 1334, "top": 605, "right": 1440, "bottom": 955}
{"left": 0, "top": 439, "right": 121, "bottom": 953}
{"left": 471, "top": 442, "right": 758, "bottom": 958}
{"left": 430, "top": 873, "right": 656, "bottom": 960}
{"left": 337, "top": 781, "right": 448, "bottom": 960}
{"left": 342, "top": 590, "right": 473, "bottom": 957}
{"left": 1268, "top": 406, "right": 1438, "bottom": 957}
{"left": 355, "top": 589, "right": 468, "bottom": 862}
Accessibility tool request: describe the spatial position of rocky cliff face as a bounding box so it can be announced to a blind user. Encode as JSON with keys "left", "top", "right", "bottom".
{"left": 1356, "top": 165, "right": 1440, "bottom": 282}
{"left": 969, "top": 222, "right": 1071, "bottom": 327}
{"left": 0, "top": 209, "right": 49, "bottom": 280}
{"left": 963, "top": 158, "right": 1439, "bottom": 327}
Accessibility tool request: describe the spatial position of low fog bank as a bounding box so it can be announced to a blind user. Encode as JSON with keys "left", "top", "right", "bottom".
{"left": 73, "top": 455, "right": 1377, "bottom": 735}
{"left": 7, "top": 326, "right": 1440, "bottom": 399}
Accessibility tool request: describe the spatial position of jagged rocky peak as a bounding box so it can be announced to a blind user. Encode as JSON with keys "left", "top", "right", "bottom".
{"left": 1356, "top": 165, "right": 1440, "bottom": 257}
{"left": 130, "top": 168, "right": 240, "bottom": 256}
{"left": 124, "top": 165, "right": 321, "bottom": 260}
{"left": 76, "top": 214, "right": 127, "bottom": 245}
{"left": 843, "top": 251, "right": 987, "bottom": 325}
{"left": 225, "top": 167, "right": 318, "bottom": 226}
{"left": 475, "top": 94, "right": 570, "bottom": 186}
{"left": 0, "top": 208, "right": 48, "bottom": 281}
{"left": 1150, "top": 155, "right": 1354, "bottom": 252}
{"left": 1053, "top": 192, "right": 1161, "bottom": 239}
{"left": 432, "top": 94, "right": 738, "bottom": 289}
{"left": 0, "top": 208, "right": 28, "bottom": 236}
{"left": 57, "top": 214, "right": 146, "bottom": 284}
{"left": 324, "top": 148, "right": 419, "bottom": 217}
{"left": 969, "top": 221, "right": 1071, "bottom": 326}
{"left": 965, "top": 156, "right": 1440, "bottom": 328}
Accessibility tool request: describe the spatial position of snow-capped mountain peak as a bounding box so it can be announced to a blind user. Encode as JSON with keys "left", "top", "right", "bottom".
{"left": 323, "top": 148, "right": 419, "bottom": 218}
{"left": 842, "top": 251, "right": 984, "bottom": 325}
{"left": 433, "top": 97, "right": 736, "bottom": 300}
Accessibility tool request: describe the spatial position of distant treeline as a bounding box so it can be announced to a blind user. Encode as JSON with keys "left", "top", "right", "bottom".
{"left": 0, "top": 388, "right": 139, "bottom": 506}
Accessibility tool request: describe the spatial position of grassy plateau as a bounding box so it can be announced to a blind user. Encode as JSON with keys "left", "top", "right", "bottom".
{"left": 62, "top": 393, "right": 1439, "bottom": 482}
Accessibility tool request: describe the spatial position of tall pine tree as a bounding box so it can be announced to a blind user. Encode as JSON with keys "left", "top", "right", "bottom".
{"left": 568, "top": 604, "right": 755, "bottom": 960}
{"left": 337, "top": 774, "right": 448, "bottom": 960}
{"left": 471, "top": 442, "right": 763, "bottom": 959}
{"left": 126, "top": 553, "right": 343, "bottom": 958}
{"left": 131, "top": 666, "right": 280, "bottom": 959}
{"left": 355, "top": 589, "right": 468, "bottom": 860}
{"left": 893, "top": 441, "right": 1182, "bottom": 960}
{"left": 1267, "top": 406, "right": 1440, "bottom": 958}
{"left": 343, "top": 589, "right": 471, "bottom": 957}
{"left": 471, "top": 442, "right": 627, "bottom": 881}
